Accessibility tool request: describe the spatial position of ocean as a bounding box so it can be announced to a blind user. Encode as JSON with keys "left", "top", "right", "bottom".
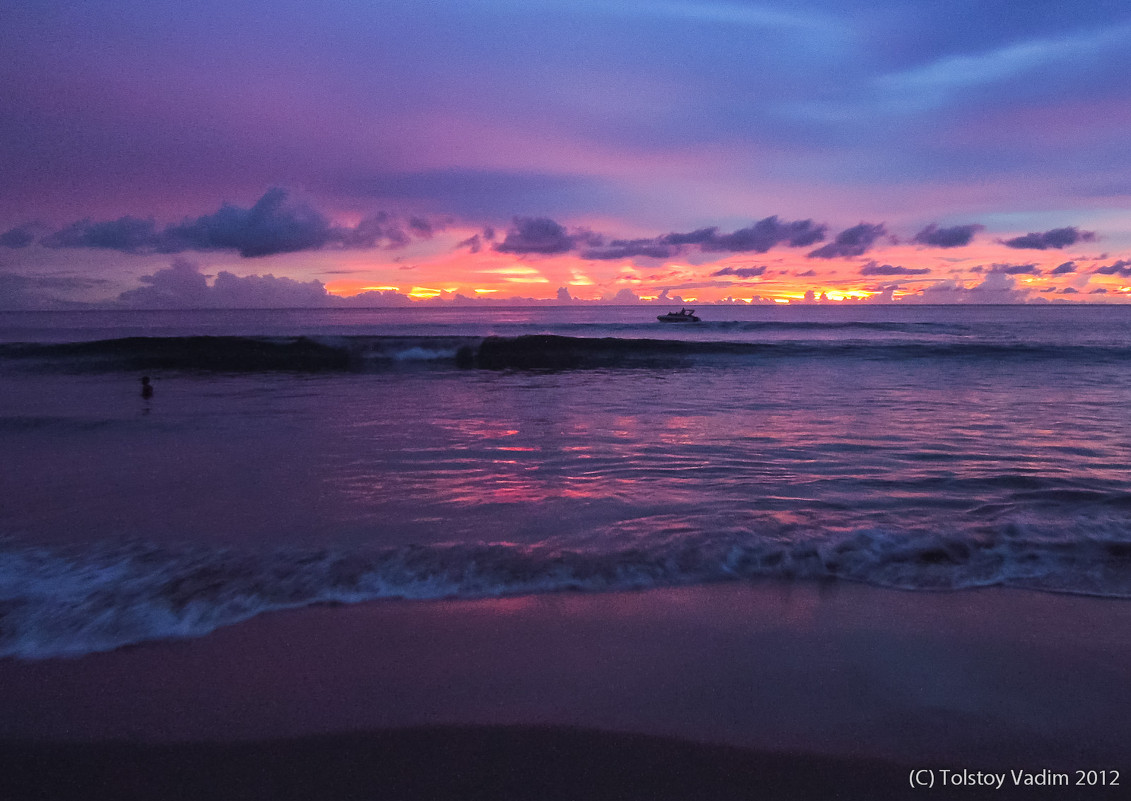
{"left": 3, "top": 303, "right": 1131, "bottom": 659}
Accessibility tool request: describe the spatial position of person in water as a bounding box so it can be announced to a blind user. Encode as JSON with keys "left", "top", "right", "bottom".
{"left": 140, "top": 376, "right": 153, "bottom": 399}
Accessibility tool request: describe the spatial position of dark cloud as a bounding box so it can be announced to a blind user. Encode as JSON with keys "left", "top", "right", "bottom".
{"left": 38, "top": 189, "right": 432, "bottom": 257}
{"left": 859, "top": 262, "right": 930, "bottom": 276}
{"left": 661, "top": 227, "right": 717, "bottom": 246}
{"left": 808, "top": 223, "right": 887, "bottom": 259}
{"left": 117, "top": 259, "right": 333, "bottom": 308}
{"left": 162, "top": 188, "right": 338, "bottom": 256}
{"left": 991, "top": 263, "right": 1041, "bottom": 275}
{"left": 0, "top": 225, "right": 37, "bottom": 248}
{"left": 495, "top": 217, "right": 578, "bottom": 255}
{"left": 457, "top": 234, "right": 483, "bottom": 253}
{"left": 795, "top": 269, "right": 817, "bottom": 277}
{"left": 43, "top": 216, "right": 160, "bottom": 253}
{"left": 912, "top": 223, "right": 983, "bottom": 248}
{"left": 1091, "top": 288, "right": 1109, "bottom": 294}
{"left": 1051, "top": 261, "right": 1077, "bottom": 275}
{"left": 1060, "top": 287, "right": 1079, "bottom": 294}
{"left": 556, "top": 216, "right": 826, "bottom": 261}
{"left": 711, "top": 265, "right": 767, "bottom": 278}
{"left": 1002, "top": 226, "right": 1096, "bottom": 250}
{"left": 698, "top": 217, "right": 826, "bottom": 253}
{"left": 1094, "top": 259, "right": 1131, "bottom": 277}
{"left": 582, "top": 238, "right": 676, "bottom": 260}
{"left": 336, "top": 212, "right": 411, "bottom": 250}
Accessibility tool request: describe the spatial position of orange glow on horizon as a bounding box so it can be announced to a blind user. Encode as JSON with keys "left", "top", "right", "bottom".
{"left": 313, "top": 223, "right": 1131, "bottom": 304}
{"left": 408, "top": 286, "right": 444, "bottom": 298}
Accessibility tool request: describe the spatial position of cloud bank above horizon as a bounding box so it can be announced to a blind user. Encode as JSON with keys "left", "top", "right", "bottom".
{"left": 2, "top": 0, "right": 1130, "bottom": 306}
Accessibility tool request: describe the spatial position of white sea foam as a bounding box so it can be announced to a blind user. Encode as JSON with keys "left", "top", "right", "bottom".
{"left": 4, "top": 520, "right": 1131, "bottom": 660}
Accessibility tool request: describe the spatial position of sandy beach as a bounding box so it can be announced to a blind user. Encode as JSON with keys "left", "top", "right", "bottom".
{"left": 2, "top": 581, "right": 1128, "bottom": 798}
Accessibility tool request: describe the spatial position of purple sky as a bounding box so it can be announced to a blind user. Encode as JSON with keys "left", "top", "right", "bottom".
{"left": 3, "top": 0, "right": 1131, "bottom": 306}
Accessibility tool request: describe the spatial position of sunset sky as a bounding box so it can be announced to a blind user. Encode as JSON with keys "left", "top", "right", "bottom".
{"left": 3, "top": 0, "right": 1131, "bottom": 307}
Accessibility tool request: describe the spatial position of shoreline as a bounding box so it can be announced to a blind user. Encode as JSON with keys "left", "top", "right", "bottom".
{"left": 1, "top": 581, "right": 1129, "bottom": 794}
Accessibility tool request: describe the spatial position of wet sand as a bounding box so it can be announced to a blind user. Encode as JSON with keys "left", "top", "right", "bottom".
{"left": 1, "top": 582, "right": 1129, "bottom": 798}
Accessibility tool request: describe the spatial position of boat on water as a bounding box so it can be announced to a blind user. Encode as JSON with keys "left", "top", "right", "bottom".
{"left": 657, "top": 308, "right": 700, "bottom": 323}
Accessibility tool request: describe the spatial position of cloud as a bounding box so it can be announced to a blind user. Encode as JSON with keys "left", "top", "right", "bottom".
{"left": 974, "top": 270, "right": 1020, "bottom": 294}
{"left": 1051, "top": 261, "right": 1077, "bottom": 274}
{"left": 582, "top": 238, "right": 677, "bottom": 260}
{"left": 160, "top": 189, "right": 337, "bottom": 256}
{"left": 656, "top": 227, "right": 714, "bottom": 246}
{"left": 602, "top": 288, "right": 641, "bottom": 303}
{"left": 859, "top": 262, "right": 930, "bottom": 276}
{"left": 1002, "top": 226, "right": 1096, "bottom": 250}
{"left": 209, "top": 270, "right": 335, "bottom": 307}
{"left": 711, "top": 265, "right": 768, "bottom": 278}
{"left": 337, "top": 289, "right": 413, "bottom": 307}
{"left": 117, "top": 259, "right": 211, "bottom": 307}
{"left": 808, "top": 223, "right": 887, "bottom": 258}
{"left": 457, "top": 234, "right": 484, "bottom": 253}
{"left": 1094, "top": 259, "right": 1131, "bottom": 277}
{"left": 117, "top": 259, "right": 334, "bottom": 308}
{"left": 991, "top": 262, "right": 1041, "bottom": 275}
{"left": 696, "top": 217, "right": 826, "bottom": 252}
{"left": 43, "top": 216, "right": 160, "bottom": 253}
{"left": 495, "top": 217, "right": 581, "bottom": 255}
{"left": 912, "top": 223, "right": 983, "bottom": 248}
{"left": 906, "top": 271, "right": 1031, "bottom": 304}
{"left": 38, "top": 189, "right": 433, "bottom": 257}
{"left": 408, "top": 217, "right": 434, "bottom": 237}
{"left": 334, "top": 212, "right": 412, "bottom": 250}
{"left": 519, "top": 215, "right": 825, "bottom": 261}
{"left": 0, "top": 225, "right": 38, "bottom": 248}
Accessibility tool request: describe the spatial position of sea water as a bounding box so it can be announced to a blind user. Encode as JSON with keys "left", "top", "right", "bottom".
{"left": 2, "top": 304, "right": 1131, "bottom": 658}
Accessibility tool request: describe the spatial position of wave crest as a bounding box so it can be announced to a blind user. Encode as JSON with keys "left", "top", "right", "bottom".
{"left": 4, "top": 521, "right": 1131, "bottom": 659}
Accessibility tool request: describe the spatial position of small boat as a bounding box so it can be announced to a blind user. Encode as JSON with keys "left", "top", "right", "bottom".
{"left": 657, "top": 308, "right": 700, "bottom": 323}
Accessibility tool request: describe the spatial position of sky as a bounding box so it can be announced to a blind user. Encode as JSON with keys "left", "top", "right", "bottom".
{"left": 2, "top": 0, "right": 1131, "bottom": 308}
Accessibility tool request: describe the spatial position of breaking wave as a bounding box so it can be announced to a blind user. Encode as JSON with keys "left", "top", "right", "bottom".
{"left": 4, "top": 520, "right": 1131, "bottom": 659}
{"left": 3, "top": 333, "right": 1131, "bottom": 373}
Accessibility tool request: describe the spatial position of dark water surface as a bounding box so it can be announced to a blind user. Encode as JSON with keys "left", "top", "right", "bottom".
{"left": 3, "top": 305, "right": 1131, "bottom": 657}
